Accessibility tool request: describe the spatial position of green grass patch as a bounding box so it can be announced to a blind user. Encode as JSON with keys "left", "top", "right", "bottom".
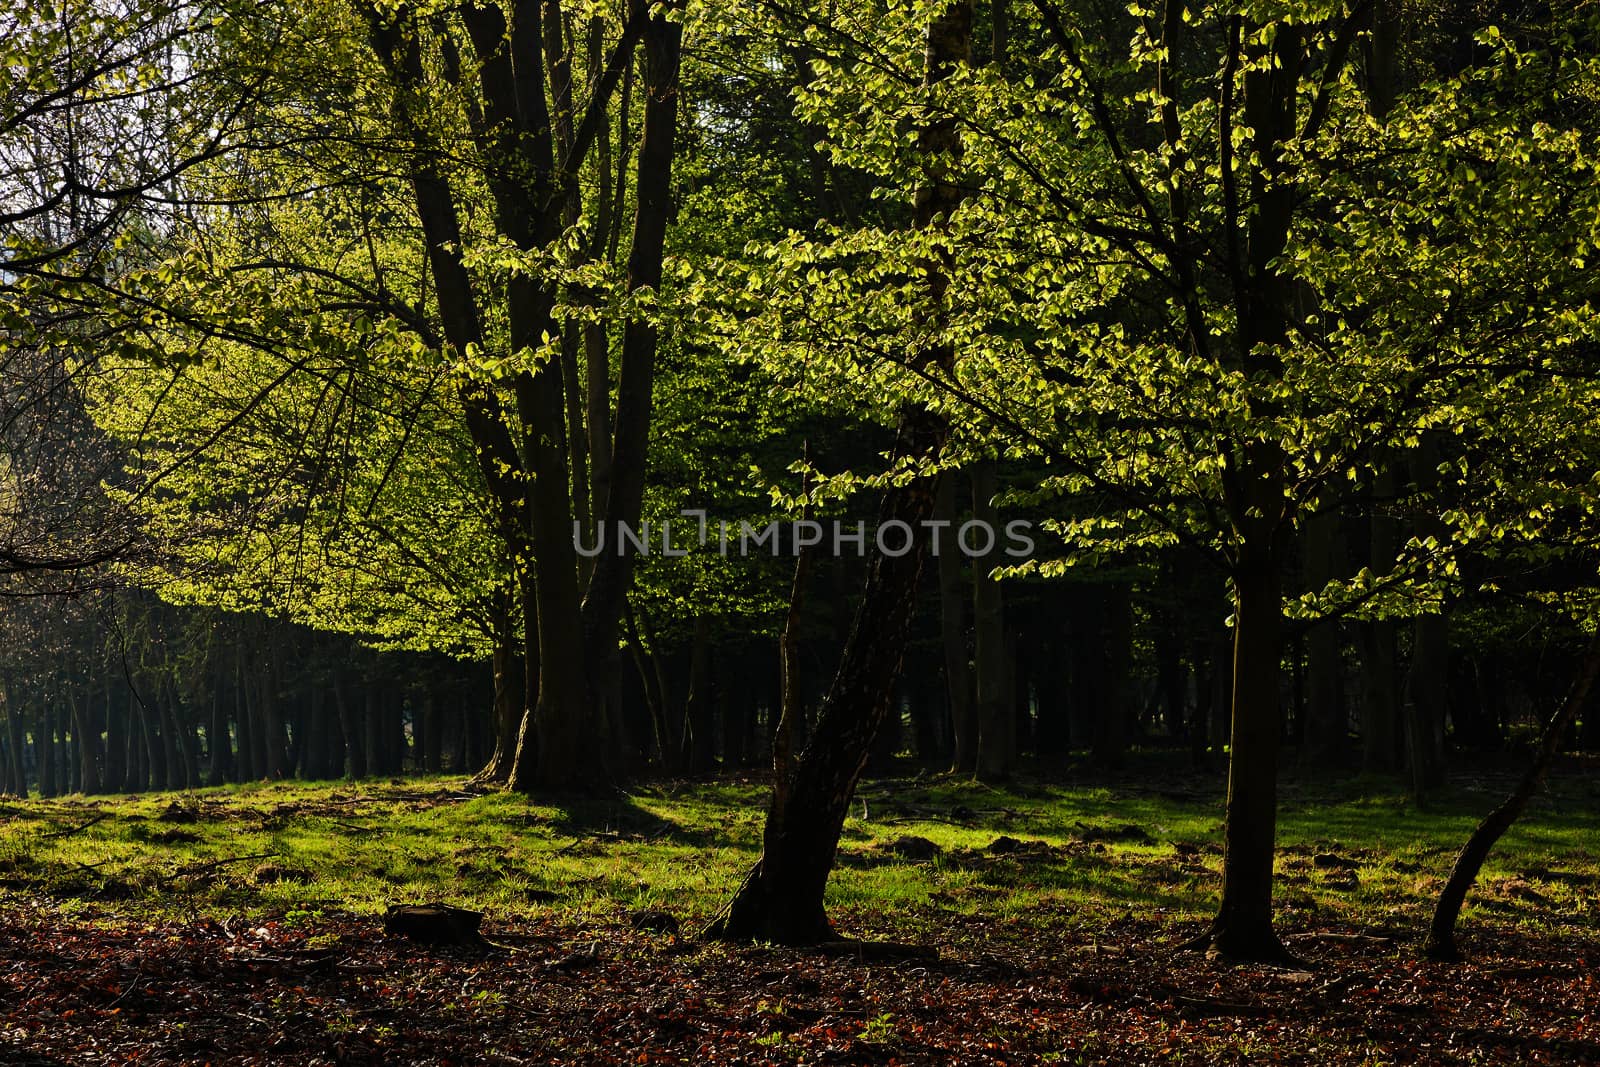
{"left": 1, "top": 768, "right": 1594, "bottom": 943}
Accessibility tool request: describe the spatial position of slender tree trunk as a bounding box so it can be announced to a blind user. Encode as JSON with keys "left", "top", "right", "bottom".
{"left": 972, "top": 461, "right": 1013, "bottom": 781}
{"left": 100, "top": 671, "right": 123, "bottom": 793}
{"left": 1360, "top": 460, "right": 1401, "bottom": 774}
{"left": 625, "top": 601, "right": 672, "bottom": 772}
{"left": 722, "top": 646, "right": 750, "bottom": 769}
{"left": 936, "top": 474, "right": 975, "bottom": 772}
{"left": 260, "top": 653, "right": 286, "bottom": 779}
{"left": 39, "top": 696, "right": 58, "bottom": 798}
{"left": 1300, "top": 511, "right": 1347, "bottom": 768}
{"left": 1425, "top": 632, "right": 1600, "bottom": 961}
{"left": 207, "top": 671, "right": 232, "bottom": 786}
{"left": 364, "top": 686, "right": 383, "bottom": 780}
{"left": 471, "top": 599, "right": 523, "bottom": 785}
{"left": 1406, "top": 433, "right": 1449, "bottom": 794}
{"left": 3, "top": 675, "right": 27, "bottom": 796}
{"left": 683, "top": 616, "right": 715, "bottom": 772}
{"left": 335, "top": 679, "right": 365, "bottom": 779}
{"left": 1095, "top": 582, "right": 1133, "bottom": 768}
{"left": 423, "top": 689, "right": 443, "bottom": 773}
{"left": 74, "top": 677, "right": 102, "bottom": 795}
{"left": 161, "top": 682, "right": 188, "bottom": 790}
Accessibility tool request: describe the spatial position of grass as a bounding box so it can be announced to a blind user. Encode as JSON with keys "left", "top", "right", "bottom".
{"left": 0, "top": 759, "right": 1595, "bottom": 946}
{"left": 5, "top": 762, "right": 1599, "bottom": 1064}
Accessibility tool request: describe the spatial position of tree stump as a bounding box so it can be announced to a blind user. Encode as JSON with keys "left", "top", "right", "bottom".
{"left": 383, "top": 904, "right": 484, "bottom": 946}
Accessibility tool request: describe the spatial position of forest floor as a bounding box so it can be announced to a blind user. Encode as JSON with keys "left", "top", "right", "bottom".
{"left": 0, "top": 759, "right": 1597, "bottom": 1064}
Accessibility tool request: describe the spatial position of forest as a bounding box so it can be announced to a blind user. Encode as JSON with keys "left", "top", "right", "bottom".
{"left": 2, "top": 0, "right": 1599, "bottom": 1062}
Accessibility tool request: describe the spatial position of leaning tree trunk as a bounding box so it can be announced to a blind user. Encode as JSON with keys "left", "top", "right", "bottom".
{"left": 702, "top": 413, "right": 950, "bottom": 944}
{"left": 1424, "top": 631, "right": 1600, "bottom": 961}
{"left": 704, "top": 0, "right": 971, "bottom": 947}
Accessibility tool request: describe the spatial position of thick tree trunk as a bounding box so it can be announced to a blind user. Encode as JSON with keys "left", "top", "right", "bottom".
{"left": 1196, "top": 543, "right": 1291, "bottom": 961}
{"left": 1194, "top": 11, "right": 1303, "bottom": 959}
{"left": 1425, "top": 632, "right": 1600, "bottom": 961}
{"left": 704, "top": 0, "right": 970, "bottom": 947}
{"left": 558, "top": 4, "right": 685, "bottom": 790}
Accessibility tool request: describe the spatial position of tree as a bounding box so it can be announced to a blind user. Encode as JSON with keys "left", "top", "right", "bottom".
{"left": 706, "top": 0, "right": 1600, "bottom": 959}
{"left": 705, "top": 0, "right": 973, "bottom": 945}
{"left": 60, "top": 0, "right": 690, "bottom": 791}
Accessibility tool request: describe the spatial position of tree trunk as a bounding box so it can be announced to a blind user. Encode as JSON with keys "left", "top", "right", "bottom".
{"left": 550, "top": 2, "right": 684, "bottom": 791}
{"left": 625, "top": 601, "right": 672, "bottom": 772}
{"left": 235, "top": 652, "right": 257, "bottom": 782}
{"left": 1425, "top": 632, "right": 1600, "bottom": 961}
{"left": 704, "top": 0, "right": 970, "bottom": 947}
{"left": 683, "top": 616, "right": 715, "bottom": 772}
{"left": 1361, "top": 461, "right": 1401, "bottom": 772}
{"left": 721, "top": 645, "right": 750, "bottom": 769}
{"left": 259, "top": 655, "right": 286, "bottom": 779}
{"left": 1197, "top": 542, "right": 1291, "bottom": 961}
{"left": 102, "top": 674, "right": 124, "bottom": 793}
{"left": 423, "top": 690, "right": 443, "bottom": 773}
{"left": 972, "top": 460, "right": 1013, "bottom": 782}
{"left": 207, "top": 672, "right": 232, "bottom": 786}
{"left": 39, "top": 697, "right": 58, "bottom": 798}
{"left": 1299, "top": 511, "right": 1347, "bottom": 768}
{"left": 1095, "top": 581, "right": 1133, "bottom": 769}
{"left": 4, "top": 675, "right": 29, "bottom": 795}
{"left": 936, "top": 473, "right": 975, "bottom": 772}
{"left": 74, "top": 679, "right": 103, "bottom": 796}
{"left": 1405, "top": 432, "right": 1449, "bottom": 794}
